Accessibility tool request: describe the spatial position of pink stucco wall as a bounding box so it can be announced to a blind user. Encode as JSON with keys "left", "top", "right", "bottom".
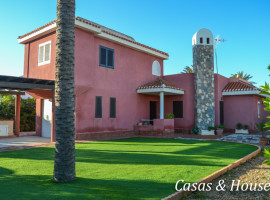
{"left": 214, "top": 74, "right": 229, "bottom": 125}
{"left": 23, "top": 28, "right": 165, "bottom": 134}
{"left": 163, "top": 73, "right": 195, "bottom": 129}
{"left": 223, "top": 95, "right": 268, "bottom": 130}
{"left": 23, "top": 33, "right": 56, "bottom": 80}
{"left": 74, "top": 28, "right": 164, "bottom": 133}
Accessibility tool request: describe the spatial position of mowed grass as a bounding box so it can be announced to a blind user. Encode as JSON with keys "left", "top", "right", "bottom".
{"left": 0, "top": 137, "right": 257, "bottom": 200}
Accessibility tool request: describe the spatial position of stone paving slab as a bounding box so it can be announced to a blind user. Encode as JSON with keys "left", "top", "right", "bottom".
{"left": 0, "top": 136, "right": 51, "bottom": 148}
{"left": 217, "top": 134, "right": 270, "bottom": 144}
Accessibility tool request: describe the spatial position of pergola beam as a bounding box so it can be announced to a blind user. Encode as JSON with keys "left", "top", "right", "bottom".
{"left": 0, "top": 90, "right": 25, "bottom": 95}
{"left": 0, "top": 81, "right": 54, "bottom": 90}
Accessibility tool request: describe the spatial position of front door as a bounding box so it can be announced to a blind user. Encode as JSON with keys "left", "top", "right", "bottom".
{"left": 42, "top": 99, "right": 52, "bottom": 138}
{"left": 150, "top": 101, "right": 157, "bottom": 123}
{"left": 220, "top": 101, "right": 224, "bottom": 124}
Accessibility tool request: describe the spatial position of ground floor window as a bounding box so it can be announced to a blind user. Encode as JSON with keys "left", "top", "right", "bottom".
{"left": 110, "top": 97, "right": 116, "bottom": 118}
{"left": 258, "top": 101, "right": 261, "bottom": 118}
{"left": 173, "top": 101, "right": 183, "bottom": 118}
{"left": 95, "top": 96, "right": 102, "bottom": 118}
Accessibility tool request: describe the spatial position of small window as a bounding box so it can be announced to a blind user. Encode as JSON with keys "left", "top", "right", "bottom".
{"left": 110, "top": 97, "right": 116, "bottom": 118}
{"left": 173, "top": 101, "right": 183, "bottom": 118}
{"left": 95, "top": 96, "right": 102, "bottom": 118}
{"left": 152, "top": 60, "right": 161, "bottom": 76}
{"left": 200, "top": 37, "right": 203, "bottom": 44}
{"left": 207, "top": 38, "right": 210, "bottom": 44}
{"left": 38, "top": 41, "right": 51, "bottom": 66}
{"left": 99, "top": 46, "right": 114, "bottom": 69}
{"left": 258, "top": 101, "right": 261, "bottom": 118}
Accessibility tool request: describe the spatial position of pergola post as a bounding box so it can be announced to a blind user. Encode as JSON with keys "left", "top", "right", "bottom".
{"left": 15, "top": 95, "right": 21, "bottom": 136}
{"left": 160, "top": 92, "right": 164, "bottom": 119}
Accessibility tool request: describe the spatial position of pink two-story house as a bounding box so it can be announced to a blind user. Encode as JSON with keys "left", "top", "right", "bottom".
{"left": 17, "top": 17, "right": 268, "bottom": 140}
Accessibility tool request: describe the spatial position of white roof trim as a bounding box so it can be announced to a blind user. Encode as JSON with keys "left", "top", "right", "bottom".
{"left": 75, "top": 19, "right": 101, "bottom": 34}
{"left": 137, "top": 87, "right": 184, "bottom": 95}
{"left": 18, "top": 19, "right": 169, "bottom": 60}
{"left": 18, "top": 23, "right": 56, "bottom": 44}
{"left": 97, "top": 32, "right": 168, "bottom": 59}
{"left": 222, "top": 90, "right": 269, "bottom": 98}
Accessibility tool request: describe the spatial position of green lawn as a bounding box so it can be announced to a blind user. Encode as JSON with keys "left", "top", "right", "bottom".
{"left": 0, "top": 138, "right": 257, "bottom": 200}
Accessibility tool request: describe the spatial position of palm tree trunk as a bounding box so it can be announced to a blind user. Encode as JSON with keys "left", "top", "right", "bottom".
{"left": 53, "top": 0, "right": 76, "bottom": 182}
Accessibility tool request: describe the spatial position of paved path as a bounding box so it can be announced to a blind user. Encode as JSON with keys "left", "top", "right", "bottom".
{"left": 0, "top": 136, "right": 51, "bottom": 148}
{"left": 217, "top": 134, "right": 270, "bottom": 144}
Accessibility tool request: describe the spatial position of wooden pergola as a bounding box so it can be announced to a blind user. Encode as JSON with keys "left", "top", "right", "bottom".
{"left": 0, "top": 75, "right": 55, "bottom": 139}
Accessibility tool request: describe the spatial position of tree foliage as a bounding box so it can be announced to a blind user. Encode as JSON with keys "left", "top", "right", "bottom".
{"left": 260, "top": 65, "right": 270, "bottom": 167}
{"left": 230, "top": 71, "right": 255, "bottom": 84}
{"left": 0, "top": 95, "right": 36, "bottom": 131}
{"left": 181, "top": 66, "right": 193, "bottom": 73}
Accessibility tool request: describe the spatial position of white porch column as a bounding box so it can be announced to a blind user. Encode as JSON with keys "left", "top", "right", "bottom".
{"left": 160, "top": 92, "right": 164, "bottom": 119}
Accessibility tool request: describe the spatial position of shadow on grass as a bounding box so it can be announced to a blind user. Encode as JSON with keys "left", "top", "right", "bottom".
{"left": 0, "top": 173, "right": 176, "bottom": 200}
{"left": 0, "top": 138, "right": 257, "bottom": 167}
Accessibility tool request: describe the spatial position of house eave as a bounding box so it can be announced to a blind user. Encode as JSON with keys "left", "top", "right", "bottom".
{"left": 18, "top": 19, "right": 169, "bottom": 60}
{"left": 137, "top": 87, "right": 184, "bottom": 95}
{"left": 222, "top": 90, "right": 269, "bottom": 98}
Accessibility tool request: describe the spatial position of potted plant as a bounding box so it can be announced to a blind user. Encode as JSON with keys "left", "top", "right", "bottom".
{"left": 256, "top": 120, "right": 269, "bottom": 145}
{"left": 235, "top": 123, "right": 249, "bottom": 134}
{"left": 216, "top": 124, "right": 225, "bottom": 135}
{"left": 192, "top": 126, "right": 199, "bottom": 134}
{"left": 165, "top": 113, "right": 174, "bottom": 119}
{"left": 201, "top": 126, "right": 216, "bottom": 135}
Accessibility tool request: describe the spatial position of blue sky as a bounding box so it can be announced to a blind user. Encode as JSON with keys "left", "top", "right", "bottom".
{"left": 0, "top": 0, "right": 269, "bottom": 86}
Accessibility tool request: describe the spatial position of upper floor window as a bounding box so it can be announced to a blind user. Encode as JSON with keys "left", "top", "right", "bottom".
{"left": 38, "top": 41, "right": 51, "bottom": 66}
{"left": 99, "top": 46, "right": 114, "bottom": 69}
{"left": 152, "top": 60, "right": 161, "bottom": 76}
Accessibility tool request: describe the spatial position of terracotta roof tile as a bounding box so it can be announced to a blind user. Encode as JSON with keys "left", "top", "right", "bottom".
{"left": 18, "top": 17, "right": 168, "bottom": 57}
{"left": 223, "top": 79, "right": 259, "bottom": 92}
{"left": 137, "top": 78, "right": 184, "bottom": 91}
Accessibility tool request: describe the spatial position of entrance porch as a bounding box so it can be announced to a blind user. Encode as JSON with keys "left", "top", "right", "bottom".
{"left": 136, "top": 78, "right": 184, "bottom": 134}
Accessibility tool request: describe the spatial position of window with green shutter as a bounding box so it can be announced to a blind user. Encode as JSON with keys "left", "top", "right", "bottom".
{"left": 95, "top": 96, "right": 102, "bottom": 118}
{"left": 110, "top": 97, "right": 116, "bottom": 118}
{"left": 99, "top": 46, "right": 114, "bottom": 69}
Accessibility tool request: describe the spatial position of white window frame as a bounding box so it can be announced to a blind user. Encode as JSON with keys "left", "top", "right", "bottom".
{"left": 38, "top": 41, "right": 51, "bottom": 66}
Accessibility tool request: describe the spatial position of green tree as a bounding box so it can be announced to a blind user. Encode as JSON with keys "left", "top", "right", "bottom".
{"left": 260, "top": 65, "right": 270, "bottom": 167}
{"left": 230, "top": 71, "right": 255, "bottom": 84}
{"left": 53, "top": 0, "right": 76, "bottom": 182}
{"left": 181, "top": 66, "right": 193, "bottom": 73}
{"left": 0, "top": 95, "right": 35, "bottom": 131}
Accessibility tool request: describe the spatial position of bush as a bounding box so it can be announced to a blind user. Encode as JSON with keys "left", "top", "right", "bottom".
{"left": 0, "top": 95, "right": 36, "bottom": 131}
{"left": 216, "top": 124, "right": 225, "bottom": 129}
{"left": 243, "top": 125, "right": 249, "bottom": 130}
{"left": 236, "top": 123, "right": 243, "bottom": 129}
{"left": 165, "top": 113, "right": 174, "bottom": 119}
{"left": 255, "top": 120, "right": 267, "bottom": 136}
{"left": 264, "top": 148, "right": 270, "bottom": 166}
{"left": 208, "top": 126, "right": 216, "bottom": 131}
{"left": 192, "top": 126, "right": 199, "bottom": 134}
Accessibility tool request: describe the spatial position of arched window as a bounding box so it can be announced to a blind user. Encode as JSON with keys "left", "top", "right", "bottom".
{"left": 152, "top": 60, "right": 161, "bottom": 76}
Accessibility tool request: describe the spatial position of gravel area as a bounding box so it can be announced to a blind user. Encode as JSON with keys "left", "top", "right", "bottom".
{"left": 185, "top": 147, "right": 270, "bottom": 200}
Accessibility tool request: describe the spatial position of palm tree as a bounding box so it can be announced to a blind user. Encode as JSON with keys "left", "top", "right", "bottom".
{"left": 230, "top": 71, "right": 255, "bottom": 84}
{"left": 53, "top": 0, "right": 76, "bottom": 182}
{"left": 181, "top": 66, "right": 193, "bottom": 73}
